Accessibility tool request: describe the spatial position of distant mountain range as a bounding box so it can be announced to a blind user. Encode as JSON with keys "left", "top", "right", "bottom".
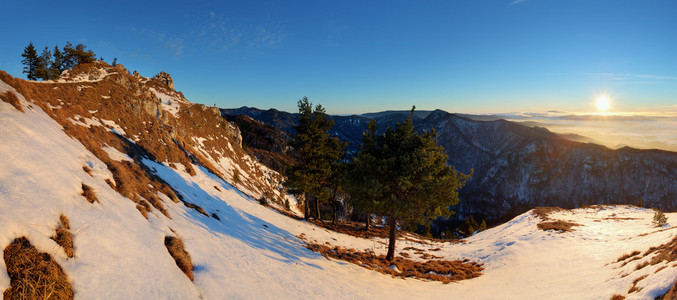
{"left": 222, "top": 107, "right": 677, "bottom": 224}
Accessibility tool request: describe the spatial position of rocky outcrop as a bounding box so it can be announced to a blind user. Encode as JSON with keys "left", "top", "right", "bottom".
{"left": 154, "top": 71, "right": 174, "bottom": 89}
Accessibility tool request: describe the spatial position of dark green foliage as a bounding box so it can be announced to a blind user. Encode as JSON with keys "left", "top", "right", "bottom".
{"left": 346, "top": 107, "right": 472, "bottom": 260}
{"left": 479, "top": 219, "right": 487, "bottom": 231}
{"left": 20, "top": 41, "right": 97, "bottom": 80}
{"left": 21, "top": 42, "right": 39, "bottom": 80}
{"left": 284, "top": 97, "right": 346, "bottom": 220}
{"left": 458, "top": 215, "right": 479, "bottom": 237}
{"left": 112, "top": 57, "right": 118, "bottom": 67}
{"left": 258, "top": 196, "right": 268, "bottom": 206}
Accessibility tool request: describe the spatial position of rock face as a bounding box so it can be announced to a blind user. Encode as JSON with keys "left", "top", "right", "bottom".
{"left": 154, "top": 71, "right": 174, "bottom": 89}
{"left": 222, "top": 107, "right": 677, "bottom": 224}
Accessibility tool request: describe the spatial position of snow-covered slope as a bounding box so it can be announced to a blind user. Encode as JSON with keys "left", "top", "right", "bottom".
{"left": 1, "top": 68, "right": 677, "bottom": 299}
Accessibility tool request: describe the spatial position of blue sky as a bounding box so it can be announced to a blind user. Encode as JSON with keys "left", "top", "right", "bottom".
{"left": 1, "top": 0, "right": 676, "bottom": 115}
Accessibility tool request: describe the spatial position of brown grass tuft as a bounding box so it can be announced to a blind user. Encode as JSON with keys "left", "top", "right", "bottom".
{"left": 82, "top": 165, "right": 93, "bottom": 176}
{"left": 3, "top": 237, "right": 74, "bottom": 299}
{"left": 81, "top": 183, "right": 99, "bottom": 203}
{"left": 51, "top": 214, "right": 74, "bottom": 258}
{"left": 628, "top": 274, "right": 648, "bottom": 293}
{"left": 616, "top": 251, "right": 641, "bottom": 263}
{"left": 537, "top": 220, "right": 580, "bottom": 232}
{"left": 0, "top": 90, "right": 24, "bottom": 112}
{"left": 164, "top": 236, "right": 194, "bottom": 281}
{"left": 532, "top": 207, "right": 564, "bottom": 220}
{"left": 303, "top": 240, "right": 482, "bottom": 284}
{"left": 610, "top": 295, "right": 625, "bottom": 300}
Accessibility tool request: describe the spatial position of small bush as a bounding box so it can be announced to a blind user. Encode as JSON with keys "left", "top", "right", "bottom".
{"left": 164, "top": 236, "right": 194, "bottom": 281}
{"left": 3, "top": 237, "right": 74, "bottom": 299}
{"left": 258, "top": 196, "right": 268, "bottom": 206}
{"left": 653, "top": 209, "right": 667, "bottom": 227}
{"left": 232, "top": 170, "right": 241, "bottom": 184}
{"left": 51, "top": 214, "right": 74, "bottom": 258}
{"left": 81, "top": 183, "right": 99, "bottom": 203}
{"left": 284, "top": 199, "right": 290, "bottom": 210}
{"left": 537, "top": 220, "right": 580, "bottom": 232}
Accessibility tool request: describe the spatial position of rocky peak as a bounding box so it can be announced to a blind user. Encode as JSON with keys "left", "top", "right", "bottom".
{"left": 154, "top": 71, "right": 174, "bottom": 89}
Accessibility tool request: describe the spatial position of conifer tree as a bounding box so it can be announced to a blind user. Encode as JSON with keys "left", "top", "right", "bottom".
{"left": 348, "top": 107, "right": 472, "bottom": 261}
{"left": 285, "top": 97, "right": 345, "bottom": 220}
{"left": 62, "top": 42, "right": 76, "bottom": 70}
{"left": 51, "top": 45, "right": 64, "bottom": 79}
{"left": 36, "top": 47, "right": 52, "bottom": 80}
{"left": 21, "top": 42, "right": 39, "bottom": 80}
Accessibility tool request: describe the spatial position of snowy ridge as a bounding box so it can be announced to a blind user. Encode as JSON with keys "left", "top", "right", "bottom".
{"left": 2, "top": 73, "right": 677, "bottom": 298}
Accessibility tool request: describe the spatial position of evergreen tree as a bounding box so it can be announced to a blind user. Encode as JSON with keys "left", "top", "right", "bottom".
{"left": 112, "top": 57, "right": 118, "bottom": 67}
{"left": 285, "top": 97, "right": 345, "bottom": 220}
{"left": 21, "top": 42, "right": 39, "bottom": 80}
{"left": 71, "top": 43, "right": 96, "bottom": 65}
{"left": 62, "top": 42, "right": 76, "bottom": 70}
{"left": 348, "top": 107, "right": 472, "bottom": 261}
{"left": 346, "top": 119, "right": 384, "bottom": 230}
{"left": 36, "top": 47, "right": 52, "bottom": 80}
{"left": 51, "top": 45, "right": 64, "bottom": 79}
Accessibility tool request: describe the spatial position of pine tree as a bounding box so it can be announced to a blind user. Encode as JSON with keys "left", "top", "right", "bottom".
{"left": 112, "top": 57, "right": 118, "bottom": 67}
{"left": 21, "top": 42, "right": 39, "bottom": 80}
{"left": 51, "top": 45, "right": 64, "bottom": 79}
{"left": 36, "top": 47, "right": 52, "bottom": 80}
{"left": 285, "top": 97, "right": 345, "bottom": 220}
{"left": 62, "top": 42, "right": 76, "bottom": 70}
{"left": 348, "top": 107, "right": 472, "bottom": 261}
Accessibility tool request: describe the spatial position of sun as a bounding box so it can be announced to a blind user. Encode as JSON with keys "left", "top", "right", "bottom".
{"left": 596, "top": 96, "right": 610, "bottom": 112}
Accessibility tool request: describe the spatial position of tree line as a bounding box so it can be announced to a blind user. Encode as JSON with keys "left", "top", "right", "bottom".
{"left": 284, "top": 97, "right": 472, "bottom": 261}
{"left": 21, "top": 42, "right": 98, "bottom": 81}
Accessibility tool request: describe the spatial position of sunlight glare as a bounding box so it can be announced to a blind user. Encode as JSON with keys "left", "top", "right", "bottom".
{"left": 596, "top": 96, "right": 610, "bottom": 112}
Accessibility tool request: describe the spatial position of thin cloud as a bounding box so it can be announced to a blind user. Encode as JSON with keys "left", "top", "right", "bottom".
{"left": 509, "top": 0, "right": 526, "bottom": 6}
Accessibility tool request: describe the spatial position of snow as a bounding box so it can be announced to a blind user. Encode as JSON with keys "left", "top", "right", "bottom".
{"left": 1, "top": 78, "right": 677, "bottom": 299}
{"left": 150, "top": 88, "right": 183, "bottom": 117}
{"left": 101, "top": 145, "right": 134, "bottom": 162}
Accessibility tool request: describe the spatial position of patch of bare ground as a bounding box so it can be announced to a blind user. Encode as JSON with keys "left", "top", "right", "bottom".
{"left": 302, "top": 241, "right": 483, "bottom": 284}
{"left": 537, "top": 220, "right": 581, "bottom": 232}
{"left": 610, "top": 295, "right": 625, "bottom": 300}
{"left": 51, "top": 214, "right": 74, "bottom": 258}
{"left": 0, "top": 90, "right": 24, "bottom": 112}
{"left": 307, "top": 220, "right": 465, "bottom": 245}
{"left": 164, "top": 236, "right": 194, "bottom": 281}
{"left": 3, "top": 237, "right": 74, "bottom": 299}
{"left": 657, "top": 280, "right": 677, "bottom": 300}
{"left": 532, "top": 207, "right": 564, "bottom": 220}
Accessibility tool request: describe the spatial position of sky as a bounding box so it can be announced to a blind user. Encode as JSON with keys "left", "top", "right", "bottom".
{"left": 1, "top": 0, "right": 676, "bottom": 115}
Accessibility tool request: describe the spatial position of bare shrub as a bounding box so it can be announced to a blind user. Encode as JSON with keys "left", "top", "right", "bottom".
{"left": 51, "top": 214, "right": 74, "bottom": 258}
{"left": 653, "top": 208, "right": 668, "bottom": 227}
{"left": 3, "top": 237, "right": 74, "bottom": 299}
{"left": 164, "top": 236, "right": 194, "bottom": 281}
{"left": 81, "top": 183, "right": 99, "bottom": 203}
{"left": 0, "top": 90, "right": 24, "bottom": 112}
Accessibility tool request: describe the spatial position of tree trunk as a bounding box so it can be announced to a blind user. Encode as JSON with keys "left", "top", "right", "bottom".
{"left": 315, "top": 197, "right": 321, "bottom": 221}
{"left": 331, "top": 190, "right": 339, "bottom": 224}
{"left": 365, "top": 214, "right": 370, "bottom": 231}
{"left": 303, "top": 193, "right": 309, "bottom": 220}
{"left": 385, "top": 217, "right": 397, "bottom": 261}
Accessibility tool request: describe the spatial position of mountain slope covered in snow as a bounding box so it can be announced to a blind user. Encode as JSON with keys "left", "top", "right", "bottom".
{"left": 1, "top": 65, "right": 677, "bottom": 299}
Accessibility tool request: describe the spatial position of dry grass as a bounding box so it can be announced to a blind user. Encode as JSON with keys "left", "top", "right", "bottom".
{"left": 610, "top": 295, "right": 625, "bottom": 300}
{"left": 164, "top": 236, "right": 194, "bottom": 281}
{"left": 81, "top": 183, "right": 99, "bottom": 203}
{"left": 303, "top": 240, "right": 482, "bottom": 284}
{"left": 532, "top": 207, "right": 564, "bottom": 220}
{"left": 628, "top": 274, "right": 648, "bottom": 293}
{"left": 82, "top": 165, "right": 93, "bottom": 176}
{"left": 616, "top": 251, "right": 641, "bottom": 263}
{"left": 3, "top": 237, "right": 74, "bottom": 299}
{"left": 537, "top": 220, "right": 581, "bottom": 232}
{"left": 51, "top": 214, "right": 74, "bottom": 258}
{"left": 0, "top": 90, "right": 24, "bottom": 112}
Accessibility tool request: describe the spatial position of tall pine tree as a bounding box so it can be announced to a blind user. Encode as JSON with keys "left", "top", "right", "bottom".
{"left": 36, "top": 47, "right": 52, "bottom": 80}
{"left": 51, "top": 45, "right": 65, "bottom": 79}
{"left": 285, "top": 97, "right": 345, "bottom": 220}
{"left": 348, "top": 107, "right": 472, "bottom": 260}
{"left": 21, "top": 42, "right": 39, "bottom": 80}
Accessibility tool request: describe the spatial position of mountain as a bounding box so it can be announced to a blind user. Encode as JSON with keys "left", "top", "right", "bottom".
{"left": 2, "top": 63, "right": 677, "bottom": 298}
{"left": 222, "top": 107, "right": 677, "bottom": 225}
